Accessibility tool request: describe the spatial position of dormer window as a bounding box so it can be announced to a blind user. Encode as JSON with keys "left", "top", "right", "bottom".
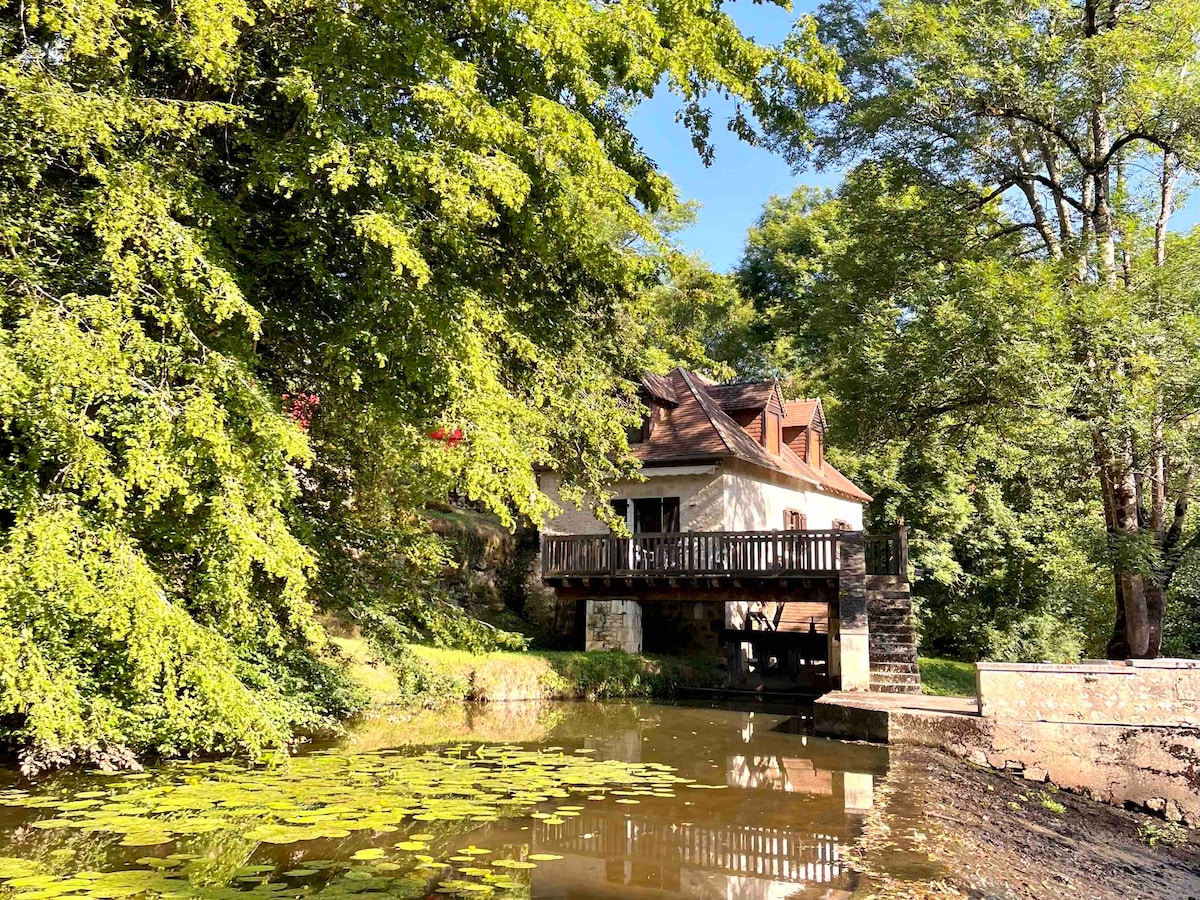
{"left": 626, "top": 413, "right": 650, "bottom": 444}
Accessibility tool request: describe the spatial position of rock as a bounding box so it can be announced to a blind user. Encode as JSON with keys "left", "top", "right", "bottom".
{"left": 1165, "top": 800, "right": 1184, "bottom": 823}
{"left": 1022, "top": 767, "right": 1048, "bottom": 783}
{"left": 1146, "top": 798, "right": 1167, "bottom": 814}
{"left": 968, "top": 749, "right": 989, "bottom": 767}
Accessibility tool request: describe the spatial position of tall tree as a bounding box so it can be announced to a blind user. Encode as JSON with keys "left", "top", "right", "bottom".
{"left": 765, "top": 0, "right": 1200, "bottom": 657}
{"left": 0, "top": 0, "right": 842, "bottom": 764}
{"left": 738, "top": 165, "right": 1110, "bottom": 660}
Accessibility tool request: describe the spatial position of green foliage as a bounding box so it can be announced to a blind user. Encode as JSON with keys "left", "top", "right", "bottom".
{"left": 917, "top": 658, "right": 976, "bottom": 698}
{"left": 0, "top": 0, "right": 842, "bottom": 764}
{"left": 749, "top": 0, "right": 1200, "bottom": 659}
{"left": 734, "top": 167, "right": 1114, "bottom": 659}
{"left": 983, "top": 613, "right": 1085, "bottom": 664}
{"left": 1163, "top": 550, "right": 1200, "bottom": 656}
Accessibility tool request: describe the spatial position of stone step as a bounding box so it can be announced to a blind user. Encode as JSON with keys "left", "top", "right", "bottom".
{"left": 869, "top": 681, "right": 923, "bottom": 694}
{"left": 870, "top": 629, "right": 916, "bottom": 642}
{"left": 868, "top": 601, "right": 912, "bottom": 611}
{"left": 870, "top": 649, "right": 919, "bottom": 666}
{"left": 870, "top": 619, "right": 916, "bottom": 631}
{"left": 869, "top": 668, "right": 922, "bottom": 682}
{"left": 869, "top": 661, "right": 920, "bottom": 674}
{"left": 869, "top": 637, "right": 918, "bottom": 651}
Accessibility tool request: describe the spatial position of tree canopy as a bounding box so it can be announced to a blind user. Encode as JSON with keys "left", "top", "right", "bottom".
{"left": 0, "top": 0, "right": 841, "bottom": 766}
{"left": 746, "top": 0, "right": 1200, "bottom": 659}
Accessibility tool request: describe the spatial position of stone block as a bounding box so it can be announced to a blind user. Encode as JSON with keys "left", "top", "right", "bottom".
{"left": 977, "top": 660, "right": 1200, "bottom": 727}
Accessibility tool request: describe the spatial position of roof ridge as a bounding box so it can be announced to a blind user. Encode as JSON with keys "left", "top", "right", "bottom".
{"left": 677, "top": 368, "right": 735, "bottom": 455}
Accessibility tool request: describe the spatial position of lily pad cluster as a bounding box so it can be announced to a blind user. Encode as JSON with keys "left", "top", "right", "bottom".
{"left": 0, "top": 745, "right": 701, "bottom": 898}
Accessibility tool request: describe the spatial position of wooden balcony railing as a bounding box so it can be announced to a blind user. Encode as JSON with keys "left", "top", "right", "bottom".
{"left": 542, "top": 529, "right": 841, "bottom": 579}
{"left": 864, "top": 530, "right": 907, "bottom": 577}
{"left": 542, "top": 526, "right": 908, "bottom": 580}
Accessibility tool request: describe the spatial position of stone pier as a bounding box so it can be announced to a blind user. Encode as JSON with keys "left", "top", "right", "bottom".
{"left": 836, "top": 534, "right": 871, "bottom": 690}
{"left": 584, "top": 599, "right": 643, "bottom": 652}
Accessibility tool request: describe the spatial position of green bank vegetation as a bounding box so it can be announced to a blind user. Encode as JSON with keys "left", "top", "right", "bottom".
{"left": 334, "top": 637, "right": 725, "bottom": 708}
{"left": 918, "top": 659, "right": 977, "bottom": 699}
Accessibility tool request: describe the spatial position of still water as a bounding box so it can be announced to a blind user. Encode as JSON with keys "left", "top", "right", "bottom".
{"left": 0, "top": 701, "right": 895, "bottom": 900}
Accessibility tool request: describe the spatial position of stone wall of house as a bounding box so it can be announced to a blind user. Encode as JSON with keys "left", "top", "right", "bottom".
{"left": 537, "top": 464, "right": 864, "bottom": 536}
{"left": 719, "top": 459, "right": 864, "bottom": 532}
{"left": 538, "top": 470, "right": 727, "bottom": 535}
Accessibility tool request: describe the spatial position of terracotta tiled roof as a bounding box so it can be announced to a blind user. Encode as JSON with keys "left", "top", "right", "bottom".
{"left": 640, "top": 373, "right": 678, "bottom": 406}
{"left": 783, "top": 399, "right": 823, "bottom": 429}
{"left": 706, "top": 381, "right": 777, "bottom": 411}
{"left": 631, "top": 368, "right": 871, "bottom": 503}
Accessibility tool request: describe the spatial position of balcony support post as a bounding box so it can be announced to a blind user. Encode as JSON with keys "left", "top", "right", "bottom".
{"left": 836, "top": 532, "right": 870, "bottom": 691}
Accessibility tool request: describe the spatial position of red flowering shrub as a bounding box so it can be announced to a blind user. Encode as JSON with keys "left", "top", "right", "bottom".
{"left": 428, "top": 426, "right": 464, "bottom": 449}
{"left": 282, "top": 392, "right": 320, "bottom": 430}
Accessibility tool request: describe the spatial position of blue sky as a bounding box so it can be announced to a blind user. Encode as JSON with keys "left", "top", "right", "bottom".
{"left": 627, "top": 1, "right": 829, "bottom": 273}
{"left": 628, "top": 0, "right": 1198, "bottom": 273}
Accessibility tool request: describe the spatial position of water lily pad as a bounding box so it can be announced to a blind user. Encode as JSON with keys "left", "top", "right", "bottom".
{"left": 527, "top": 854, "right": 563, "bottom": 861}
{"left": 349, "top": 849, "right": 385, "bottom": 861}
{"left": 118, "top": 832, "right": 172, "bottom": 846}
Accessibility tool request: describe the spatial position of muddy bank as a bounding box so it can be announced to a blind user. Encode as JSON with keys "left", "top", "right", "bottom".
{"left": 850, "top": 747, "right": 1200, "bottom": 899}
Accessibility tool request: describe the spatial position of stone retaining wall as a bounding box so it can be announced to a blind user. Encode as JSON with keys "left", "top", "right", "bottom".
{"left": 816, "top": 659, "right": 1200, "bottom": 826}
{"left": 976, "top": 658, "right": 1199, "bottom": 726}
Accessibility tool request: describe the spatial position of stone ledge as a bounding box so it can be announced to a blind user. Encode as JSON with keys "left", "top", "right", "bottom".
{"left": 814, "top": 688, "right": 1200, "bottom": 826}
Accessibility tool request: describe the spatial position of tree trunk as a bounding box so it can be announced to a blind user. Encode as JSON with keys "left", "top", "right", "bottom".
{"left": 1098, "top": 434, "right": 1150, "bottom": 657}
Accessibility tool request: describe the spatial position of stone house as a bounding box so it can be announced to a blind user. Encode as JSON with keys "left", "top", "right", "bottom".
{"left": 537, "top": 368, "right": 920, "bottom": 694}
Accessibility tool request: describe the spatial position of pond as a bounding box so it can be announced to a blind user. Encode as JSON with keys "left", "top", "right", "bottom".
{"left": 0, "top": 700, "right": 911, "bottom": 900}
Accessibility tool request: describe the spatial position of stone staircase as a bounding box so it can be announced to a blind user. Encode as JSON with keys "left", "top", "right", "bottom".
{"left": 867, "top": 579, "right": 921, "bottom": 693}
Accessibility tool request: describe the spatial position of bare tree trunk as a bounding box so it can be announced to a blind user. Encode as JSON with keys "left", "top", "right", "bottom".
{"left": 1037, "top": 133, "right": 1075, "bottom": 247}
{"left": 1013, "top": 134, "right": 1063, "bottom": 258}
{"left": 1097, "top": 432, "right": 1149, "bottom": 657}
{"left": 1155, "top": 151, "right": 1177, "bottom": 267}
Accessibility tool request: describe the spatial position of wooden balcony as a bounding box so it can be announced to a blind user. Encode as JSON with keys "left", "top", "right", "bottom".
{"left": 541, "top": 528, "right": 907, "bottom": 582}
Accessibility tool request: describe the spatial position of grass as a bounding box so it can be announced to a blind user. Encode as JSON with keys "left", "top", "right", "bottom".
{"left": 332, "top": 637, "right": 726, "bottom": 708}
{"left": 919, "top": 657, "right": 977, "bottom": 697}
{"left": 406, "top": 645, "right": 726, "bottom": 703}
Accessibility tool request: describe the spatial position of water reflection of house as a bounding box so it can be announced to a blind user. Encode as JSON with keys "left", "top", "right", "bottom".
{"left": 726, "top": 755, "right": 834, "bottom": 796}
{"left": 538, "top": 368, "right": 920, "bottom": 695}
{"left": 530, "top": 811, "right": 850, "bottom": 899}
{"left": 526, "top": 772, "right": 874, "bottom": 899}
